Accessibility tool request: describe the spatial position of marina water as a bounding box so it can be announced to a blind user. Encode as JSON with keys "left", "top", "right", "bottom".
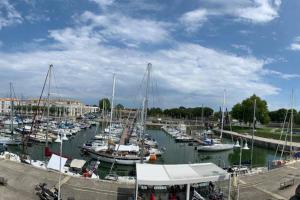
{"left": 7, "top": 126, "right": 277, "bottom": 177}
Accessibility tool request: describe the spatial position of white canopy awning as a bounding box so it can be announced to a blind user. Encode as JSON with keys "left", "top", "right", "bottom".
{"left": 115, "top": 144, "right": 139, "bottom": 152}
{"left": 136, "top": 163, "right": 229, "bottom": 185}
{"left": 70, "top": 159, "right": 86, "bottom": 169}
{"left": 47, "top": 154, "right": 67, "bottom": 172}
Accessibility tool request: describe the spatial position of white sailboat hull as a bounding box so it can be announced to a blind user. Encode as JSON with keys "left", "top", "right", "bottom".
{"left": 197, "top": 143, "right": 234, "bottom": 152}
{"left": 85, "top": 149, "right": 150, "bottom": 165}
{"left": 0, "top": 137, "right": 20, "bottom": 145}
{"left": 0, "top": 138, "right": 11, "bottom": 145}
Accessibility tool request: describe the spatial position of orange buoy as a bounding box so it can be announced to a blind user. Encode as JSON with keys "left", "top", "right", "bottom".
{"left": 150, "top": 154, "right": 157, "bottom": 161}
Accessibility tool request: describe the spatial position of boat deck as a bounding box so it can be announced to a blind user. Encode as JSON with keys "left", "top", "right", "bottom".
{"left": 119, "top": 128, "right": 128, "bottom": 145}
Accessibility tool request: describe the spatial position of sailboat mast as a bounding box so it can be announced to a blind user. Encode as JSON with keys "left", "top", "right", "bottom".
{"left": 46, "top": 64, "right": 52, "bottom": 148}
{"left": 140, "top": 98, "right": 146, "bottom": 163}
{"left": 250, "top": 99, "right": 256, "bottom": 169}
{"left": 102, "top": 100, "right": 105, "bottom": 134}
{"left": 290, "top": 89, "right": 294, "bottom": 158}
{"left": 144, "top": 63, "right": 151, "bottom": 121}
{"left": 220, "top": 90, "right": 226, "bottom": 139}
{"left": 109, "top": 74, "right": 116, "bottom": 141}
{"left": 140, "top": 63, "right": 151, "bottom": 164}
{"left": 201, "top": 104, "right": 204, "bottom": 128}
{"left": 10, "top": 82, "right": 13, "bottom": 134}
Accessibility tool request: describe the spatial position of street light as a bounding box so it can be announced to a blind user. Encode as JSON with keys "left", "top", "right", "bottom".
{"left": 55, "top": 135, "right": 62, "bottom": 143}
{"left": 55, "top": 131, "right": 64, "bottom": 200}
{"left": 234, "top": 140, "right": 240, "bottom": 148}
{"left": 62, "top": 132, "right": 68, "bottom": 141}
{"left": 234, "top": 138, "right": 250, "bottom": 200}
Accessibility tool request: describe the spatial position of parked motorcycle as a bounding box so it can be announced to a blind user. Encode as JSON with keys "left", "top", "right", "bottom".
{"left": 35, "top": 183, "right": 61, "bottom": 200}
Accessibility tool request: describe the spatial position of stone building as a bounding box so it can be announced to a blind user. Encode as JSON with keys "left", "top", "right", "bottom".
{"left": 0, "top": 97, "right": 98, "bottom": 117}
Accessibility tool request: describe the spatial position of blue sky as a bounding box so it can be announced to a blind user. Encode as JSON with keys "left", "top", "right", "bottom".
{"left": 0, "top": 0, "right": 299, "bottom": 110}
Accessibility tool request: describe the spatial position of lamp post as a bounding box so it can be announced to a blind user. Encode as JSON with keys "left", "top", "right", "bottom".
{"left": 234, "top": 137, "right": 250, "bottom": 200}
{"left": 55, "top": 131, "right": 64, "bottom": 200}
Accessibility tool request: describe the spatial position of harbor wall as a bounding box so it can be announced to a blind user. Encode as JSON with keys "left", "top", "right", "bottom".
{"left": 214, "top": 129, "right": 300, "bottom": 152}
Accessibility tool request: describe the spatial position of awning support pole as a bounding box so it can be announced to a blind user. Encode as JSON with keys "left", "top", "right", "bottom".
{"left": 186, "top": 183, "right": 190, "bottom": 200}
{"left": 135, "top": 182, "right": 138, "bottom": 200}
{"left": 228, "top": 175, "right": 231, "bottom": 200}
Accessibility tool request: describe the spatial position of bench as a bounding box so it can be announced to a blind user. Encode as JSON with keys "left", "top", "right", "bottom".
{"left": 279, "top": 177, "right": 294, "bottom": 190}
{"left": 0, "top": 177, "right": 8, "bottom": 186}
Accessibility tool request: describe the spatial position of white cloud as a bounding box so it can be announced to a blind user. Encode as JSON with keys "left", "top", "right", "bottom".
{"left": 288, "top": 36, "right": 300, "bottom": 51}
{"left": 0, "top": 7, "right": 288, "bottom": 108}
{"left": 179, "top": 9, "right": 208, "bottom": 32}
{"left": 180, "top": 0, "right": 281, "bottom": 31}
{"left": 262, "top": 69, "right": 300, "bottom": 80}
{"left": 25, "top": 13, "right": 50, "bottom": 24}
{"left": 153, "top": 43, "right": 279, "bottom": 105}
{"left": 78, "top": 11, "right": 171, "bottom": 45}
{"left": 0, "top": 26, "right": 283, "bottom": 108}
{"left": 290, "top": 43, "right": 300, "bottom": 51}
{"left": 231, "top": 44, "right": 252, "bottom": 54}
{"left": 0, "top": 0, "right": 22, "bottom": 29}
{"left": 89, "top": 0, "right": 114, "bottom": 8}
{"left": 234, "top": 0, "right": 281, "bottom": 23}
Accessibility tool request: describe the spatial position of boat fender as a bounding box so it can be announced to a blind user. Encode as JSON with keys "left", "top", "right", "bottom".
{"left": 83, "top": 172, "right": 89, "bottom": 177}
{"left": 150, "top": 154, "right": 157, "bottom": 161}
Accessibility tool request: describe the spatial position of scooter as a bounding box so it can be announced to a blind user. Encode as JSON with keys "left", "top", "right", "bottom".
{"left": 35, "top": 183, "right": 61, "bottom": 200}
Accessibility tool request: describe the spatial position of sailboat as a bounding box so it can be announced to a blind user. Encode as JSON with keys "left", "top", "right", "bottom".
{"left": 0, "top": 83, "right": 21, "bottom": 145}
{"left": 197, "top": 90, "right": 234, "bottom": 152}
{"left": 0, "top": 134, "right": 21, "bottom": 145}
{"left": 83, "top": 73, "right": 150, "bottom": 165}
{"left": 273, "top": 90, "right": 295, "bottom": 166}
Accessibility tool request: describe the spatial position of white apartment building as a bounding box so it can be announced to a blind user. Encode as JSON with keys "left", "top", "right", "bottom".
{"left": 0, "top": 98, "right": 17, "bottom": 114}
{"left": 0, "top": 97, "right": 98, "bottom": 117}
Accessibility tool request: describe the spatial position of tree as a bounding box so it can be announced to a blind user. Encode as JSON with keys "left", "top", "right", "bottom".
{"left": 99, "top": 98, "right": 111, "bottom": 111}
{"left": 148, "top": 107, "right": 163, "bottom": 117}
{"left": 190, "top": 107, "right": 214, "bottom": 119}
{"left": 213, "top": 110, "right": 221, "bottom": 122}
{"left": 231, "top": 94, "right": 270, "bottom": 125}
{"left": 293, "top": 111, "right": 300, "bottom": 125}
{"left": 269, "top": 108, "right": 288, "bottom": 122}
{"left": 162, "top": 106, "right": 214, "bottom": 119}
{"left": 115, "top": 104, "right": 124, "bottom": 110}
{"left": 231, "top": 103, "right": 243, "bottom": 122}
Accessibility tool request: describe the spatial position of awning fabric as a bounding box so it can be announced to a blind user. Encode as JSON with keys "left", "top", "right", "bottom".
{"left": 136, "top": 163, "right": 229, "bottom": 185}
{"left": 47, "top": 154, "right": 67, "bottom": 172}
{"left": 70, "top": 159, "right": 86, "bottom": 169}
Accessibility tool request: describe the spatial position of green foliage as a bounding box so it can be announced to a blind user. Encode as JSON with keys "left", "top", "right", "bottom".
{"left": 269, "top": 108, "right": 288, "bottom": 122}
{"left": 231, "top": 94, "right": 270, "bottom": 125}
{"left": 294, "top": 111, "right": 300, "bottom": 125}
{"left": 99, "top": 98, "right": 111, "bottom": 111}
{"left": 268, "top": 108, "right": 300, "bottom": 124}
{"left": 148, "top": 107, "right": 163, "bottom": 117}
{"left": 231, "top": 103, "right": 243, "bottom": 122}
{"left": 161, "top": 106, "right": 214, "bottom": 119}
{"left": 115, "top": 104, "right": 124, "bottom": 110}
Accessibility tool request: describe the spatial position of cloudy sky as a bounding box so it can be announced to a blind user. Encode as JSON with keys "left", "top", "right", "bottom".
{"left": 0, "top": 0, "right": 299, "bottom": 110}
